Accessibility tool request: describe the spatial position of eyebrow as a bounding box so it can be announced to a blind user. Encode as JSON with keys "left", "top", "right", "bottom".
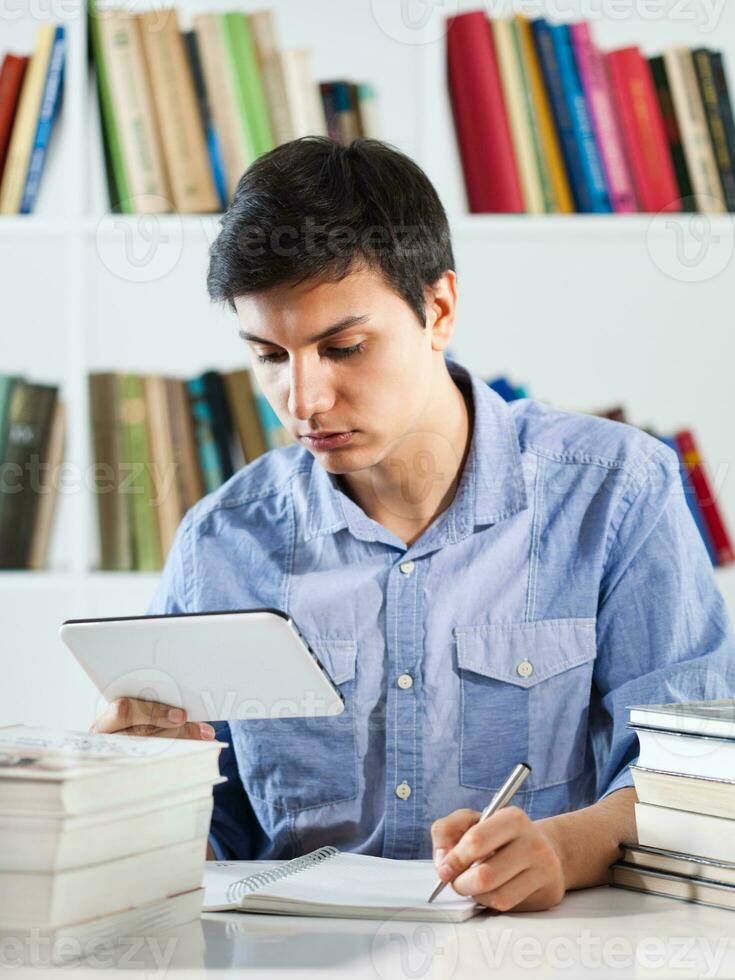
{"left": 238, "top": 314, "right": 370, "bottom": 346}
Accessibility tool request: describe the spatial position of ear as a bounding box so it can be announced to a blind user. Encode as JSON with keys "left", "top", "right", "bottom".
{"left": 424, "top": 270, "right": 457, "bottom": 353}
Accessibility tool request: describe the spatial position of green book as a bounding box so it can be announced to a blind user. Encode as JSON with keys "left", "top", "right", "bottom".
{"left": 0, "top": 374, "right": 21, "bottom": 462}
{"left": 118, "top": 374, "right": 161, "bottom": 571}
{"left": 87, "top": 0, "right": 131, "bottom": 212}
{"left": 221, "top": 13, "right": 275, "bottom": 160}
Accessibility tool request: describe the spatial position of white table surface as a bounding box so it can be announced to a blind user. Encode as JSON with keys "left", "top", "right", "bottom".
{"left": 9, "top": 880, "right": 735, "bottom": 979}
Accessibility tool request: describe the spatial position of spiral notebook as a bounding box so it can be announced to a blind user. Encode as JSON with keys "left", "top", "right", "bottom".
{"left": 202, "top": 847, "right": 483, "bottom": 921}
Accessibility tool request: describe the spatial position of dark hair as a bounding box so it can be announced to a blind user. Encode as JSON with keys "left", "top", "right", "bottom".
{"left": 207, "top": 136, "right": 455, "bottom": 328}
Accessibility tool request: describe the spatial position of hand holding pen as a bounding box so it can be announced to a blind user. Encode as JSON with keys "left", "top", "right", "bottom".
{"left": 428, "top": 762, "right": 567, "bottom": 912}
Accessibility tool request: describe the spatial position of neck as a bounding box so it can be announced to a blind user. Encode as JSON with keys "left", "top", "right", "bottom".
{"left": 338, "top": 363, "right": 473, "bottom": 546}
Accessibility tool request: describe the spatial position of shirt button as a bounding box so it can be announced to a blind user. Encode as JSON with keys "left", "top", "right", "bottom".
{"left": 395, "top": 781, "right": 412, "bottom": 800}
{"left": 399, "top": 560, "right": 415, "bottom": 575}
{"left": 517, "top": 660, "right": 534, "bottom": 678}
{"left": 397, "top": 673, "right": 413, "bottom": 690}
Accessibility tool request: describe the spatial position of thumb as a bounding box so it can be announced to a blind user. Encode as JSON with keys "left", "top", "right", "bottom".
{"left": 430, "top": 808, "right": 480, "bottom": 867}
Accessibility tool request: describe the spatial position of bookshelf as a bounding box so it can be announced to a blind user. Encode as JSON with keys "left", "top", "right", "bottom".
{"left": 2, "top": 0, "right": 735, "bottom": 729}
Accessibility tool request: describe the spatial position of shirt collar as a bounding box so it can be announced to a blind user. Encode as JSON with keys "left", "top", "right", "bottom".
{"left": 303, "top": 356, "right": 528, "bottom": 545}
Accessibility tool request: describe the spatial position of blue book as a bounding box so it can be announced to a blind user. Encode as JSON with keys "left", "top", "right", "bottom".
{"left": 548, "top": 23, "right": 611, "bottom": 213}
{"left": 255, "top": 393, "right": 289, "bottom": 451}
{"left": 20, "top": 26, "right": 66, "bottom": 214}
{"left": 659, "top": 434, "right": 717, "bottom": 566}
{"left": 487, "top": 377, "right": 524, "bottom": 402}
{"left": 187, "top": 376, "right": 224, "bottom": 493}
{"left": 532, "top": 18, "right": 590, "bottom": 212}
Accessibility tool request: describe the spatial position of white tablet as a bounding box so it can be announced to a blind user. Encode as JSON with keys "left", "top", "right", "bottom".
{"left": 59, "top": 608, "right": 345, "bottom": 722}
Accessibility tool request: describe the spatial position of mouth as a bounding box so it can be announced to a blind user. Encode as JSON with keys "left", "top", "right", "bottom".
{"left": 300, "top": 431, "right": 356, "bottom": 450}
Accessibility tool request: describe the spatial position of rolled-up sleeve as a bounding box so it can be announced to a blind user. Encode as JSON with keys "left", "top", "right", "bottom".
{"left": 591, "top": 443, "right": 735, "bottom": 800}
{"left": 145, "top": 512, "right": 258, "bottom": 859}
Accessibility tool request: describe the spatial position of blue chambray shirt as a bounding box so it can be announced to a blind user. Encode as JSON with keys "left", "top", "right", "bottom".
{"left": 146, "top": 357, "right": 735, "bottom": 861}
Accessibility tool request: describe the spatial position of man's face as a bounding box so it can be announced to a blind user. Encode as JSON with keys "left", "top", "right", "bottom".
{"left": 234, "top": 263, "right": 447, "bottom": 475}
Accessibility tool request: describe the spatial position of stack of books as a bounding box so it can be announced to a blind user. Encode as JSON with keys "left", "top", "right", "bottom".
{"left": 488, "top": 375, "right": 734, "bottom": 567}
{"left": 88, "top": 366, "right": 290, "bottom": 572}
{"left": 0, "top": 24, "right": 65, "bottom": 214}
{"left": 89, "top": 3, "right": 379, "bottom": 214}
{"left": 447, "top": 11, "right": 735, "bottom": 214}
{"left": 0, "top": 375, "right": 64, "bottom": 570}
{"left": 611, "top": 701, "right": 735, "bottom": 912}
{"left": 0, "top": 725, "right": 225, "bottom": 965}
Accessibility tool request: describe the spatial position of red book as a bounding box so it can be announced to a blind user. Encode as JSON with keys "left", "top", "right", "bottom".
{"left": 675, "top": 429, "right": 734, "bottom": 566}
{"left": 606, "top": 47, "right": 680, "bottom": 213}
{"left": 0, "top": 53, "right": 29, "bottom": 185}
{"left": 446, "top": 11, "right": 523, "bottom": 213}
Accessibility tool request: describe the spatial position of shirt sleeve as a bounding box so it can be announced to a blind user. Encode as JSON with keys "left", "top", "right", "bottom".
{"left": 591, "top": 442, "right": 735, "bottom": 801}
{"left": 145, "top": 512, "right": 259, "bottom": 859}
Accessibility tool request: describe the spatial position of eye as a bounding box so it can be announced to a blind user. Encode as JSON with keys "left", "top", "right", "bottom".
{"left": 254, "top": 342, "right": 365, "bottom": 365}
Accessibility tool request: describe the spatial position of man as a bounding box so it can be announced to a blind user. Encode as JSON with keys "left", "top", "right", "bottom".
{"left": 93, "top": 137, "right": 735, "bottom": 913}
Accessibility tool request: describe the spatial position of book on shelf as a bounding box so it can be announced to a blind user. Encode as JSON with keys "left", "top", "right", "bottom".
{"left": 0, "top": 23, "right": 65, "bottom": 214}
{"left": 89, "top": 4, "right": 380, "bottom": 214}
{"left": 0, "top": 375, "right": 64, "bottom": 570}
{"left": 446, "top": 11, "right": 735, "bottom": 214}
{"left": 611, "top": 700, "right": 735, "bottom": 913}
{"left": 0, "top": 725, "right": 225, "bottom": 960}
{"left": 89, "top": 365, "right": 292, "bottom": 572}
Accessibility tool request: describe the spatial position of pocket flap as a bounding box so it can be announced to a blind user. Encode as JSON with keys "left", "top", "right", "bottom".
{"left": 454, "top": 619, "right": 596, "bottom": 688}
{"left": 311, "top": 639, "right": 357, "bottom": 687}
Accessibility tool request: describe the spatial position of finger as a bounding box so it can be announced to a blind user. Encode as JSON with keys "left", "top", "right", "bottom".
{"left": 472, "top": 866, "right": 548, "bottom": 913}
{"left": 91, "top": 698, "right": 188, "bottom": 734}
{"left": 449, "top": 835, "right": 533, "bottom": 897}
{"left": 431, "top": 809, "right": 480, "bottom": 865}
{"left": 123, "top": 722, "right": 215, "bottom": 740}
{"left": 437, "top": 806, "right": 528, "bottom": 882}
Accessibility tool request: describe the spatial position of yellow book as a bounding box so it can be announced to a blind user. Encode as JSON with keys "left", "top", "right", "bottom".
{"left": 491, "top": 18, "right": 544, "bottom": 214}
{"left": 515, "top": 15, "right": 574, "bottom": 214}
{"left": 0, "top": 23, "right": 56, "bottom": 214}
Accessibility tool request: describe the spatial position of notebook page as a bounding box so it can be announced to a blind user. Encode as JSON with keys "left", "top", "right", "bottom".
{"left": 245, "top": 855, "right": 475, "bottom": 912}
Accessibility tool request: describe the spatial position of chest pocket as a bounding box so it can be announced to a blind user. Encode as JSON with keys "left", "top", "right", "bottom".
{"left": 454, "top": 619, "right": 597, "bottom": 792}
{"left": 231, "top": 638, "right": 358, "bottom": 813}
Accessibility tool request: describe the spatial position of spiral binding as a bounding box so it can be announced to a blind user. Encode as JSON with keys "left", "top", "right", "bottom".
{"left": 226, "top": 845, "right": 340, "bottom": 904}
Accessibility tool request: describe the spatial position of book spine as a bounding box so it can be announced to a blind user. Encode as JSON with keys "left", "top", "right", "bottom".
{"left": 95, "top": 10, "right": 172, "bottom": 212}
{"left": 549, "top": 23, "right": 611, "bottom": 213}
{"left": 0, "top": 382, "right": 58, "bottom": 568}
{"left": 202, "top": 371, "right": 235, "bottom": 482}
{"left": 710, "top": 53, "right": 735, "bottom": 198}
{"left": 20, "top": 26, "right": 65, "bottom": 214}
{"left": 663, "top": 47, "right": 726, "bottom": 213}
{"left": 511, "top": 18, "right": 555, "bottom": 211}
{"left": 606, "top": 47, "right": 680, "bottom": 213}
{"left": 692, "top": 48, "right": 735, "bottom": 212}
{"left": 445, "top": 11, "right": 523, "bottom": 213}
{"left": 515, "top": 16, "right": 574, "bottom": 213}
{"left": 183, "top": 30, "right": 227, "bottom": 210}
{"left": 570, "top": 21, "right": 637, "bottom": 212}
{"left": 187, "top": 376, "right": 224, "bottom": 493}
{"left": 532, "top": 18, "right": 587, "bottom": 212}
{"left": 119, "top": 374, "right": 162, "bottom": 571}
{"left": 0, "top": 23, "right": 56, "bottom": 214}
{"left": 658, "top": 434, "right": 717, "bottom": 565}
{"left": 87, "top": 0, "right": 128, "bottom": 211}
{"left": 27, "top": 401, "right": 65, "bottom": 570}
{"left": 223, "top": 13, "right": 274, "bottom": 160}
{"left": 675, "top": 429, "right": 734, "bottom": 565}
{"left": 649, "top": 55, "right": 695, "bottom": 211}
{"left": 0, "top": 55, "right": 29, "bottom": 186}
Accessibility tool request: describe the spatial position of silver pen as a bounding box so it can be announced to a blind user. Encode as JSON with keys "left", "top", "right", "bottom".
{"left": 427, "top": 762, "right": 532, "bottom": 903}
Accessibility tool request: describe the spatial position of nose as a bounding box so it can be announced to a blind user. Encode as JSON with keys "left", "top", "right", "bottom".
{"left": 287, "top": 354, "right": 334, "bottom": 421}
